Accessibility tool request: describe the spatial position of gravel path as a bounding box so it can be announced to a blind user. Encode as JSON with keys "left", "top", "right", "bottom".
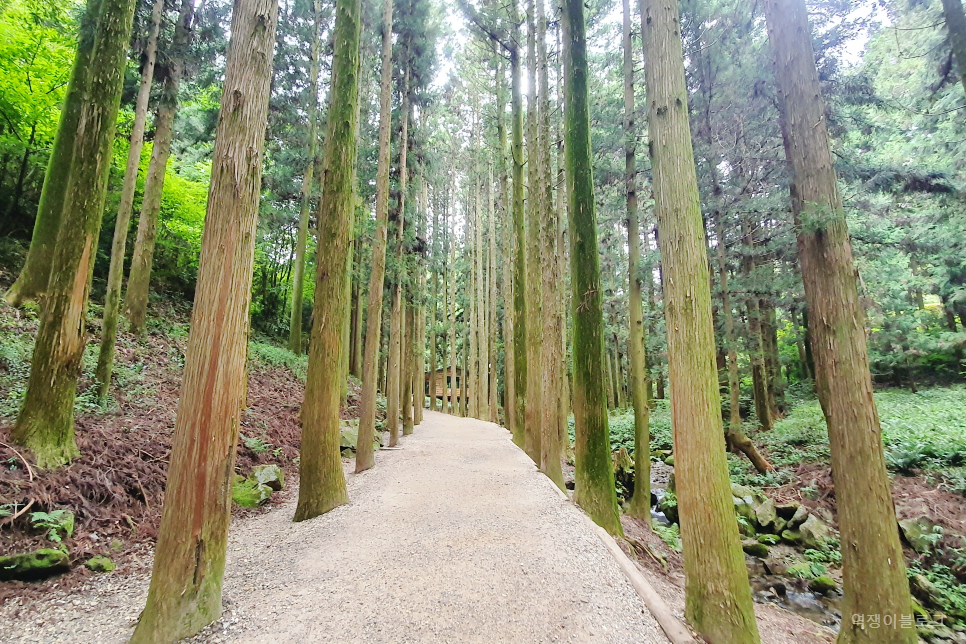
{"left": 2, "top": 411, "right": 666, "bottom": 644}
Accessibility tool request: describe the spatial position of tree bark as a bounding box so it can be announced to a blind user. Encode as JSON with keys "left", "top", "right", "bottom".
{"left": 386, "top": 68, "right": 411, "bottom": 447}
{"left": 764, "top": 1, "right": 915, "bottom": 640}
{"left": 125, "top": 0, "right": 196, "bottom": 334}
{"left": 293, "top": 0, "right": 361, "bottom": 522}
{"left": 623, "top": 0, "right": 650, "bottom": 519}
{"left": 289, "top": 0, "right": 324, "bottom": 355}
{"left": 130, "top": 0, "right": 276, "bottom": 639}
{"left": 941, "top": 0, "right": 966, "bottom": 97}
{"left": 510, "top": 7, "right": 528, "bottom": 449}
{"left": 524, "top": 0, "right": 543, "bottom": 463}
{"left": 95, "top": 0, "right": 165, "bottom": 399}
{"left": 12, "top": 0, "right": 136, "bottom": 469}
{"left": 640, "top": 0, "right": 760, "bottom": 638}
{"left": 401, "top": 304, "right": 415, "bottom": 435}
{"left": 5, "top": 0, "right": 100, "bottom": 306}
{"left": 562, "top": 0, "right": 622, "bottom": 537}
{"left": 355, "top": 0, "right": 394, "bottom": 471}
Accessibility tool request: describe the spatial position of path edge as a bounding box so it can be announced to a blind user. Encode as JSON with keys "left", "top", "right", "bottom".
{"left": 544, "top": 476, "right": 698, "bottom": 644}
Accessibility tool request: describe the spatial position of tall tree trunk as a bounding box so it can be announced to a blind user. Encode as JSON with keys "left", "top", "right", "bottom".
{"left": 5, "top": 0, "right": 100, "bottom": 306}
{"left": 640, "top": 0, "right": 760, "bottom": 638}
{"left": 402, "top": 304, "right": 415, "bottom": 435}
{"left": 129, "top": 0, "right": 276, "bottom": 639}
{"left": 562, "top": 0, "right": 622, "bottom": 536}
{"left": 941, "top": 0, "right": 966, "bottom": 97}
{"left": 351, "top": 240, "right": 365, "bottom": 378}
{"left": 496, "top": 51, "right": 515, "bottom": 430}
{"left": 386, "top": 68, "right": 411, "bottom": 447}
{"left": 460, "top": 333, "right": 468, "bottom": 417}
{"left": 449, "top": 204, "right": 457, "bottom": 415}
{"left": 429, "top": 187, "right": 439, "bottom": 414}
{"left": 623, "top": 0, "right": 650, "bottom": 519}
{"left": 355, "top": 0, "right": 394, "bottom": 471}
{"left": 764, "top": 1, "right": 915, "bottom": 641}
{"left": 715, "top": 212, "right": 772, "bottom": 473}
{"left": 4, "top": 124, "right": 37, "bottom": 220}
{"left": 469, "top": 164, "right": 479, "bottom": 419}
{"left": 487, "top": 160, "right": 498, "bottom": 423}
{"left": 293, "top": 0, "right": 361, "bottom": 522}
{"left": 524, "top": 0, "right": 543, "bottom": 463}
{"left": 289, "top": 0, "right": 324, "bottom": 355}
{"left": 11, "top": 0, "right": 136, "bottom": 469}
{"left": 125, "top": 0, "right": 196, "bottom": 334}
{"left": 537, "top": 0, "right": 562, "bottom": 488}
{"left": 760, "top": 297, "right": 785, "bottom": 416}
{"left": 743, "top": 217, "right": 773, "bottom": 433}
{"left": 95, "top": 0, "right": 165, "bottom": 399}
{"left": 510, "top": 7, "right": 528, "bottom": 448}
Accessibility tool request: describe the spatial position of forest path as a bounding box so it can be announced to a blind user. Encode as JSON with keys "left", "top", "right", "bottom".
{"left": 3, "top": 411, "right": 666, "bottom": 643}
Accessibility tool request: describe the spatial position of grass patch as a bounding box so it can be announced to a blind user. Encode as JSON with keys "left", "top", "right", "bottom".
{"left": 753, "top": 386, "right": 966, "bottom": 476}
{"left": 248, "top": 341, "right": 308, "bottom": 383}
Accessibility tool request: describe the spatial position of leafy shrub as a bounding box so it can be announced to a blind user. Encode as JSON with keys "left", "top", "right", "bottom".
{"left": 248, "top": 341, "right": 308, "bottom": 383}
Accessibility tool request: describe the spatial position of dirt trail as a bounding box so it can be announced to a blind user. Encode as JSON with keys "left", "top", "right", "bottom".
{"left": 2, "top": 411, "right": 666, "bottom": 644}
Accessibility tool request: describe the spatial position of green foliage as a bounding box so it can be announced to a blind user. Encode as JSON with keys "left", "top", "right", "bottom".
{"left": 908, "top": 563, "right": 966, "bottom": 620}
{"left": 786, "top": 561, "right": 826, "bottom": 580}
{"left": 248, "top": 341, "right": 308, "bottom": 383}
{"left": 240, "top": 434, "right": 272, "bottom": 454}
{"left": 29, "top": 509, "right": 74, "bottom": 543}
{"left": 570, "top": 399, "right": 673, "bottom": 454}
{"left": 652, "top": 521, "right": 682, "bottom": 551}
{"left": 753, "top": 387, "right": 966, "bottom": 478}
{"left": 804, "top": 546, "right": 842, "bottom": 567}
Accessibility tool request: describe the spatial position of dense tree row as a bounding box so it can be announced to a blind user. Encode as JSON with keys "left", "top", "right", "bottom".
{"left": 2, "top": 0, "right": 965, "bottom": 640}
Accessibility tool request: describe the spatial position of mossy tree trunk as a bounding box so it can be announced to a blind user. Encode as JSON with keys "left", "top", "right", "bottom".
{"left": 639, "top": 0, "right": 760, "bottom": 638}
{"left": 12, "top": 0, "right": 136, "bottom": 470}
{"left": 941, "top": 0, "right": 966, "bottom": 97}
{"left": 95, "top": 0, "right": 165, "bottom": 399}
{"left": 289, "top": 0, "right": 324, "bottom": 355}
{"left": 124, "top": 0, "right": 196, "bottom": 334}
{"left": 623, "top": 0, "right": 650, "bottom": 519}
{"left": 130, "top": 0, "right": 277, "bottom": 639}
{"left": 355, "top": 0, "right": 394, "bottom": 472}
{"left": 510, "top": 10, "right": 528, "bottom": 449}
{"left": 487, "top": 160, "right": 498, "bottom": 423}
{"left": 496, "top": 51, "right": 515, "bottom": 431}
{"left": 386, "top": 67, "right": 410, "bottom": 447}
{"left": 763, "top": 0, "right": 915, "bottom": 641}
{"left": 4, "top": 0, "right": 100, "bottom": 307}
{"left": 402, "top": 304, "right": 415, "bottom": 435}
{"left": 524, "top": 0, "right": 543, "bottom": 463}
{"left": 293, "top": 0, "right": 361, "bottom": 523}
{"left": 562, "top": 0, "right": 622, "bottom": 537}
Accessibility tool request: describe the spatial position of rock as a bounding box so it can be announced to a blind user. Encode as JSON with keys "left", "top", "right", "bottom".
{"left": 757, "top": 534, "right": 781, "bottom": 546}
{"left": 731, "top": 484, "right": 755, "bottom": 501}
{"left": 733, "top": 496, "right": 757, "bottom": 524}
{"left": 808, "top": 576, "right": 837, "bottom": 594}
{"left": 775, "top": 501, "right": 801, "bottom": 519}
{"left": 910, "top": 573, "right": 944, "bottom": 607}
{"left": 786, "top": 561, "right": 822, "bottom": 580}
{"left": 781, "top": 529, "right": 803, "bottom": 545}
{"left": 755, "top": 497, "right": 778, "bottom": 530}
{"left": 339, "top": 426, "right": 382, "bottom": 451}
{"left": 786, "top": 504, "right": 809, "bottom": 529}
{"left": 251, "top": 464, "right": 284, "bottom": 491}
{"left": 737, "top": 516, "right": 757, "bottom": 537}
{"left": 85, "top": 555, "right": 115, "bottom": 573}
{"left": 763, "top": 555, "right": 788, "bottom": 576}
{"left": 232, "top": 478, "right": 272, "bottom": 508}
{"left": 800, "top": 514, "right": 835, "bottom": 549}
{"left": 0, "top": 548, "right": 70, "bottom": 581}
{"left": 658, "top": 491, "right": 678, "bottom": 524}
{"left": 663, "top": 454, "right": 674, "bottom": 466}
{"left": 341, "top": 448, "right": 354, "bottom": 459}
{"left": 898, "top": 516, "right": 941, "bottom": 554}
{"left": 742, "top": 540, "right": 770, "bottom": 558}
{"left": 340, "top": 427, "right": 359, "bottom": 450}
{"left": 772, "top": 517, "right": 787, "bottom": 534}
